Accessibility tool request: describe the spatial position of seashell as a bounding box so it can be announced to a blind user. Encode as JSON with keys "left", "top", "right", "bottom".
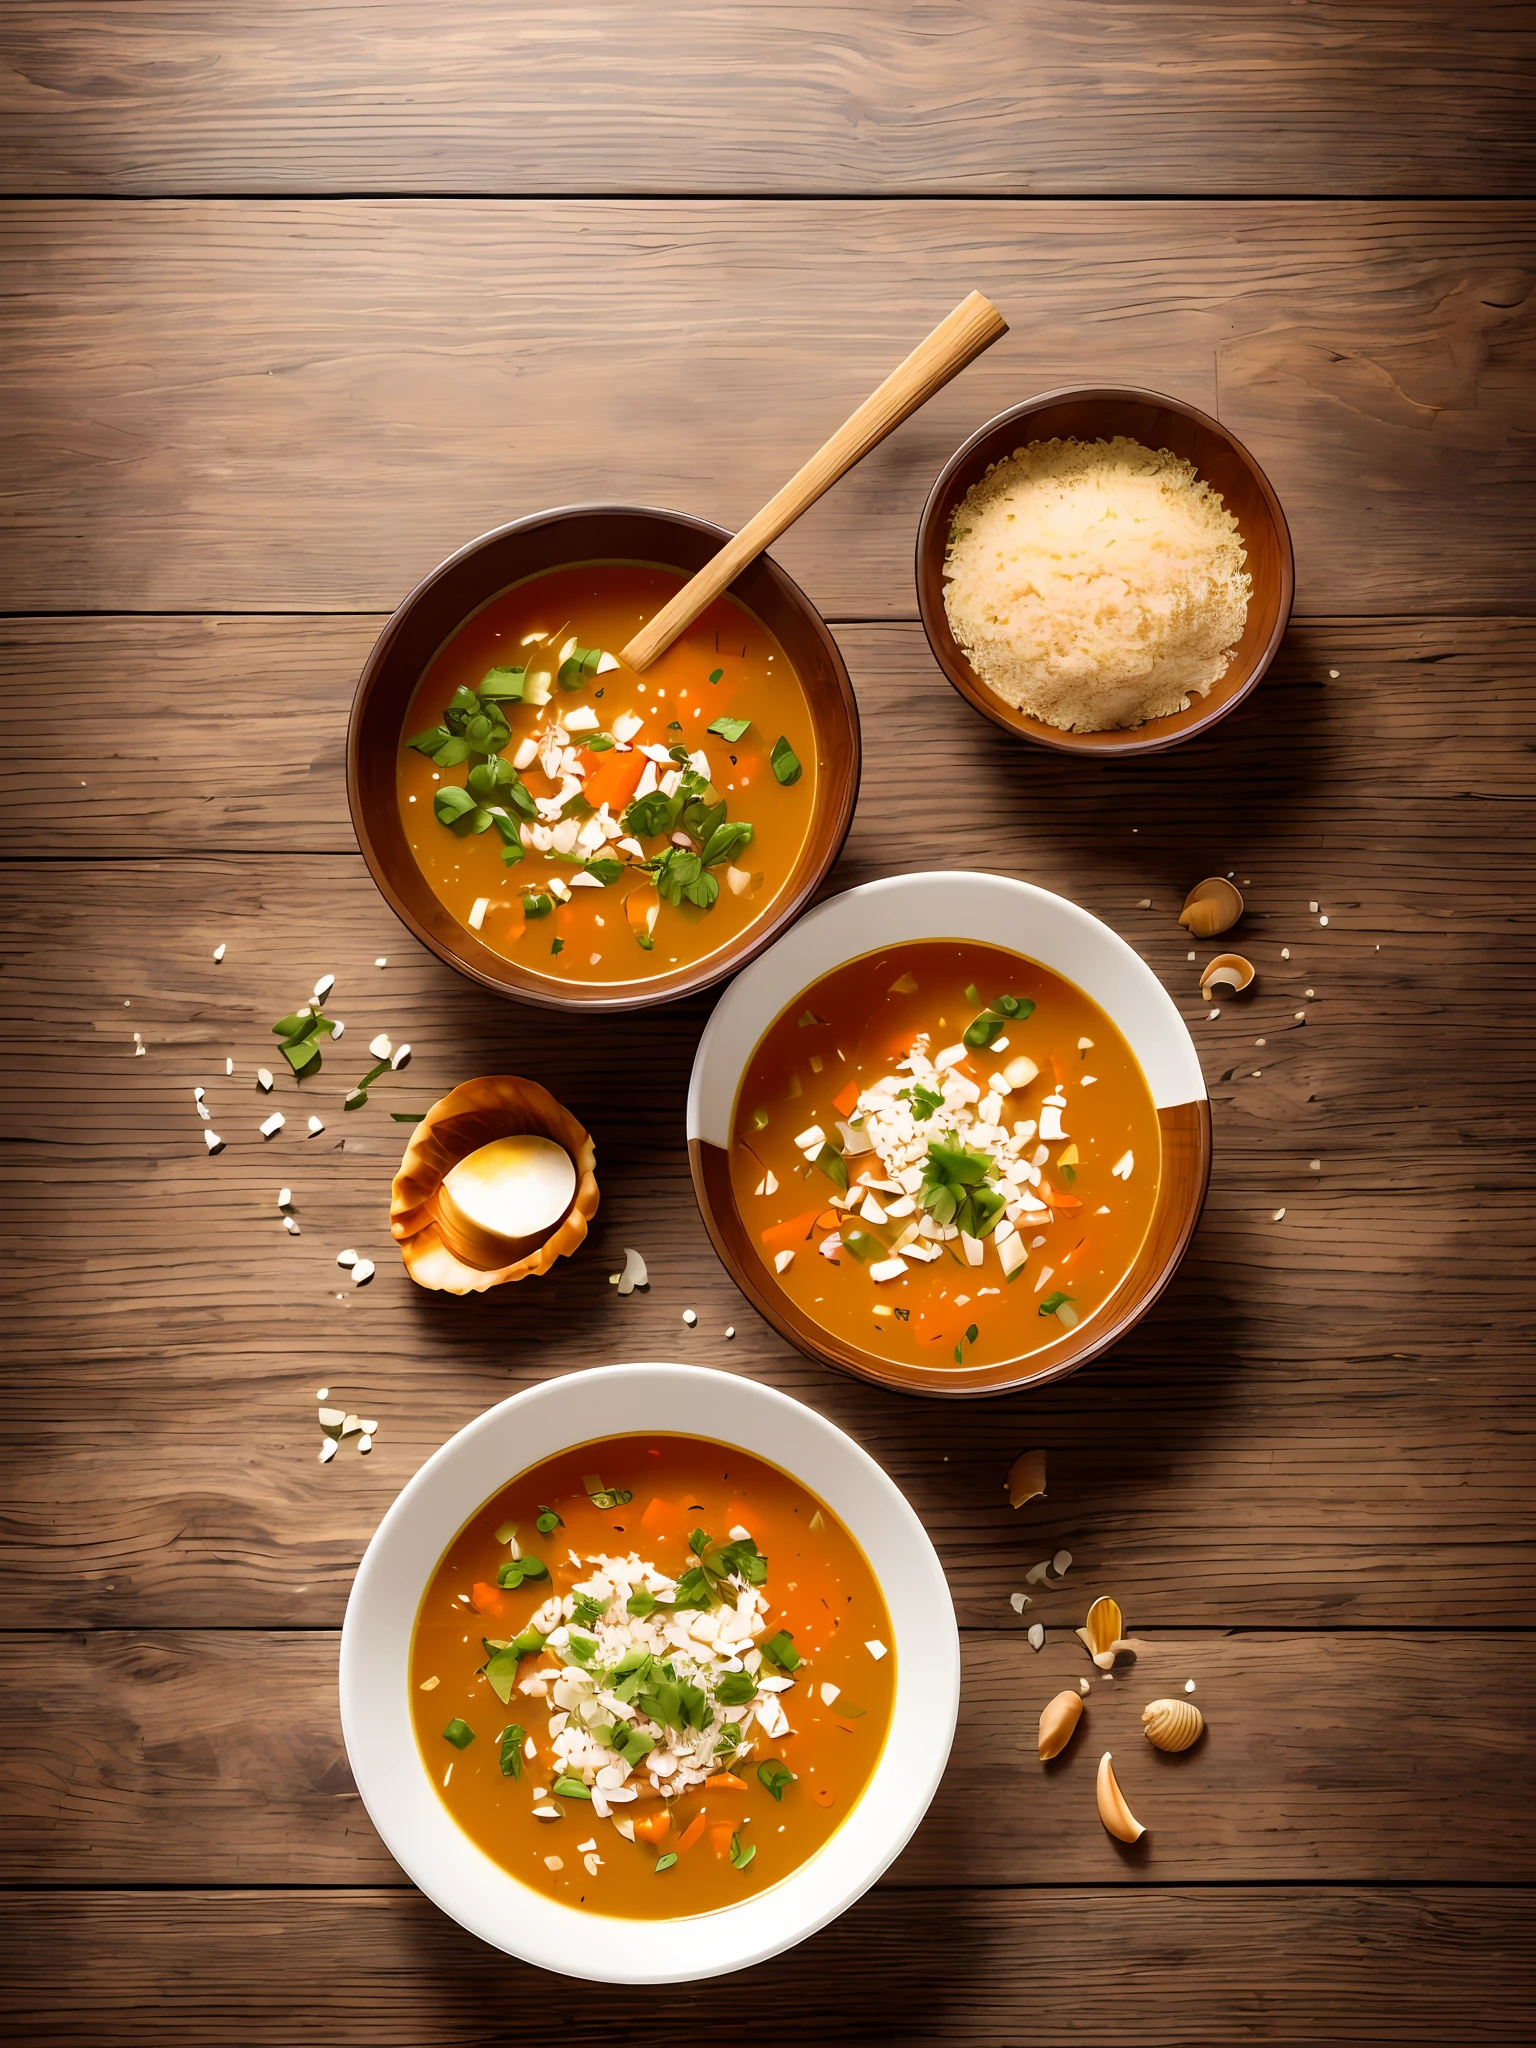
{"left": 1142, "top": 1697, "right": 1205, "bottom": 1752}
{"left": 1199, "top": 952, "right": 1255, "bottom": 1002}
{"left": 1075, "top": 1595, "right": 1131, "bottom": 1670}
{"left": 1096, "top": 1752, "right": 1146, "bottom": 1842}
{"left": 1037, "top": 1689, "right": 1084, "bottom": 1761}
{"left": 1178, "top": 877, "right": 1244, "bottom": 938}
{"left": 1006, "top": 1448, "right": 1047, "bottom": 1509}
{"left": 389, "top": 1076, "right": 598, "bottom": 1296}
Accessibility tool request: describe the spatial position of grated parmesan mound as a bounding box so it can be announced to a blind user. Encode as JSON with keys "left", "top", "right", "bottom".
{"left": 942, "top": 436, "right": 1251, "bottom": 732}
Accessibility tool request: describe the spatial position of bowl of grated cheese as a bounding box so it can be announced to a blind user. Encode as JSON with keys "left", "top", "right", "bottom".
{"left": 916, "top": 387, "right": 1293, "bottom": 756}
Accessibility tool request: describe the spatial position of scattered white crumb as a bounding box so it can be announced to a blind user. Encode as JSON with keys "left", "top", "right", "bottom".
{"left": 313, "top": 975, "right": 335, "bottom": 1002}
{"left": 1208, "top": 1007, "right": 1220, "bottom": 1020}
{"left": 1052, "top": 1549, "right": 1072, "bottom": 1575}
{"left": 283, "top": 1216, "right": 300, "bottom": 1235}
{"left": 375, "top": 957, "right": 387, "bottom": 967}
{"left": 1309, "top": 1159, "right": 1320, "bottom": 1171}
{"left": 1136, "top": 897, "right": 1151, "bottom": 908}
{"left": 865, "top": 1638, "right": 887, "bottom": 1661}
{"left": 725, "top": 1326, "right": 735, "bottom": 1339}
{"left": 307, "top": 1115, "right": 324, "bottom": 1134}
{"left": 773, "top": 1250, "right": 794, "bottom": 1274}
{"left": 616, "top": 1248, "right": 648, "bottom": 1295}
{"left": 1295, "top": 1011, "right": 1306, "bottom": 1023}
{"left": 1272, "top": 1208, "right": 1286, "bottom": 1222}
{"left": 682, "top": 1308, "right": 697, "bottom": 1324}
{"left": 1079, "top": 1677, "right": 1090, "bottom": 1695}
{"left": 319, "top": 1439, "right": 337, "bottom": 1464}
{"left": 358, "top": 1434, "right": 373, "bottom": 1454}
{"left": 390, "top": 1045, "right": 411, "bottom": 1069}
{"left": 213, "top": 943, "right": 226, "bottom": 962}
{"left": 204, "top": 1130, "right": 224, "bottom": 1153}
{"left": 1009, "top": 1592, "right": 1029, "bottom": 1614}
{"left": 278, "top": 1187, "right": 292, "bottom": 1208}
{"left": 1185, "top": 1679, "right": 1196, "bottom": 1693}
{"left": 1319, "top": 915, "right": 1329, "bottom": 926}
{"left": 337, "top": 1250, "right": 357, "bottom": 1267}
{"left": 257, "top": 1067, "right": 274, "bottom": 1091}
{"left": 1027, "top": 1623, "right": 1045, "bottom": 1651}
{"left": 1280, "top": 946, "right": 1290, "bottom": 960}
{"left": 316, "top": 1387, "right": 328, "bottom": 1400}
{"left": 351, "top": 1258, "right": 376, "bottom": 1285}
{"left": 369, "top": 1033, "right": 392, "bottom": 1059}
{"left": 419, "top": 1674, "right": 438, "bottom": 1691}
{"left": 820, "top": 1682, "right": 841, "bottom": 1705}
{"left": 259, "top": 1112, "right": 284, "bottom": 1138}
{"left": 226, "top": 1058, "right": 234, "bottom": 1075}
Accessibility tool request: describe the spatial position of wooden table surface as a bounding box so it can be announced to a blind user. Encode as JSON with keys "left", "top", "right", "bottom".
{"left": 2, "top": 6, "right": 1534, "bottom": 2043}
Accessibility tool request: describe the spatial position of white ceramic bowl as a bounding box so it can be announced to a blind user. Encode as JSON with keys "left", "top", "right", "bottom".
{"left": 688, "top": 872, "right": 1211, "bottom": 1396}
{"left": 339, "top": 1362, "right": 959, "bottom": 1983}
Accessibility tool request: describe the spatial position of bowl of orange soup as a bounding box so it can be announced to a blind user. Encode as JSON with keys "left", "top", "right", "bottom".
{"left": 339, "top": 1363, "right": 958, "bottom": 1982}
{"left": 348, "top": 506, "right": 860, "bottom": 1011}
{"left": 688, "top": 873, "right": 1211, "bottom": 1396}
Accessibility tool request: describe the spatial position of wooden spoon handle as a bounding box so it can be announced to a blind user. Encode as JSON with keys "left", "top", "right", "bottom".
{"left": 620, "top": 289, "right": 1007, "bottom": 671}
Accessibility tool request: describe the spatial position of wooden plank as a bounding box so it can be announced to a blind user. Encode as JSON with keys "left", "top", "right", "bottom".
{"left": 4, "top": 1628, "right": 1532, "bottom": 1885}
{"left": 4, "top": 615, "right": 1533, "bottom": 857}
{"left": 2, "top": 1887, "right": 1531, "bottom": 2045}
{"left": 2, "top": 203, "right": 1534, "bottom": 615}
{"left": 2, "top": 4, "right": 1532, "bottom": 199}
{"left": 0, "top": 825, "right": 1531, "bottom": 1628}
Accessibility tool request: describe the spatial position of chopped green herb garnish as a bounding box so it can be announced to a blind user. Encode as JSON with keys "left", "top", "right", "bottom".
{"left": 584, "top": 732, "right": 617, "bottom": 752}
{"left": 654, "top": 1852, "right": 679, "bottom": 1873}
{"left": 584, "top": 1475, "right": 634, "bottom": 1511}
{"left": 496, "top": 1553, "right": 550, "bottom": 1590}
{"left": 842, "top": 1229, "right": 882, "bottom": 1262}
{"left": 535, "top": 1508, "right": 563, "bottom": 1535}
{"left": 522, "top": 890, "right": 552, "bottom": 919}
{"left": 813, "top": 1142, "right": 849, "bottom": 1193}
{"left": 964, "top": 983, "right": 981, "bottom": 1007}
{"left": 901, "top": 1081, "right": 944, "bottom": 1122}
{"left": 707, "top": 714, "right": 751, "bottom": 742}
{"left": 757, "top": 1759, "right": 794, "bottom": 1801}
{"left": 965, "top": 1323, "right": 979, "bottom": 1345}
{"left": 963, "top": 991, "right": 1037, "bottom": 1050}
{"left": 763, "top": 1630, "right": 800, "bottom": 1672}
{"left": 708, "top": 667, "right": 724, "bottom": 683}
{"left": 498, "top": 1724, "right": 525, "bottom": 1779}
{"left": 442, "top": 1718, "right": 475, "bottom": 1750}
{"left": 770, "top": 735, "right": 802, "bottom": 786}
{"left": 552, "top": 1774, "right": 593, "bottom": 1800}
{"left": 921, "top": 1137, "right": 1006, "bottom": 1240}
{"left": 1060, "top": 1163, "right": 1077, "bottom": 1188}
{"left": 729, "top": 1831, "right": 756, "bottom": 1871}
{"left": 389, "top": 1111, "right": 426, "bottom": 1123}
{"left": 570, "top": 1590, "right": 607, "bottom": 1630}
{"left": 1038, "top": 1290, "right": 1075, "bottom": 1316}
{"left": 482, "top": 1629, "right": 547, "bottom": 1703}
{"left": 715, "top": 1671, "right": 757, "bottom": 1705}
{"left": 626, "top": 1586, "right": 657, "bottom": 1618}
{"left": 557, "top": 645, "right": 609, "bottom": 690}
{"left": 550, "top": 938, "right": 564, "bottom": 955}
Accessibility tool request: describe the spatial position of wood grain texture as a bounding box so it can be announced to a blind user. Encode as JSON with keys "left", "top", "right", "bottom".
{"left": 4, "top": 1629, "right": 1532, "bottom": 1884}
{"left": 2, "top": 203, "right": 1533, "bottom": 615}
{"left": 7, "top": 615, "right": 1534, "bottom": 856}
{"left": 1, "top": 3, "right": 1532, "bottom": 198}
{"left": 2, "top": 1887, "right": 1531, "bottom": 2045}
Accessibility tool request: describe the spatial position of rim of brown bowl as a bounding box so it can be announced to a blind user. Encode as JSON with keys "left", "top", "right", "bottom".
{"left": 686, "top": 871, "right": 1212, "bottom": 1399}
{"left": 915, "top": 385, "right": 1295, "bottom": 758}
{"left": 347, "top": 504, "right": 861, "bottom": 1013}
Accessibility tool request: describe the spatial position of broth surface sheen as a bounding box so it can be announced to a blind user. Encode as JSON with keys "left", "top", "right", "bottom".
{"left": 730, "top": 940, "right": 1161, "bottom": 1370}
{"left": 397, "top": 562, "right": 817, "bottom": 986}
{"left": 410, "top": 1432, "right": 894, "bottom": 1922}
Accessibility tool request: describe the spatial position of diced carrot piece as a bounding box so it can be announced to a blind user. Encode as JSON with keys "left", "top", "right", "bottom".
{"left": 640, "top": 1495, "right": 686, "bottom": 1544}
{"left": 580, "top": 746, "right": 647, "bottom": 813}
{"left": 812, "top": 1785, "right": 835, "bottom": 1808}
{"left": 759, "top": 1207, "right": 822, "bottom": 1254}
{"left": 815, "top": 1209, "right": 838, "bottom": 1230}
{"left": 831, "top": 1079, "right": 860, "bottom": 1119}
{"left": 705, "top": 1772, "right": 748, "bottom": 1791}
{"left": 709, "top": 1824, "right": 735, "bottom": 1859}
{"left": 469, "top": 1581, "right": 505, "bottom": 1617}
{"left": 677, "top": 1811, "right": 708, "bottom": 1853}
{"left": 632, "top": 1809, "right": 671, "bottom": 1845}
{"left": 1039, "top": 1180, "right": 1082, "bottom": 1210}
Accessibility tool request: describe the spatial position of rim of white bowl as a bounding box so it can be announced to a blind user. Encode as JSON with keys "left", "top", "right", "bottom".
{"left": 688, "top": 869, "right": 1206, "bottom": 1150}
{"left": 339, "top": 1362, "right": 959, "bottom": 1984}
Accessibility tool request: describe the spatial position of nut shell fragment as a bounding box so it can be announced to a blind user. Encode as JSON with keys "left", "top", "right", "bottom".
{"left": 1096, "top": 1752, "right": 1146, "bottom": 1842}
{"left": 1142, "top": 1697, "right": 1205, "bottom": 1752}
{"left": 1076, "top": 1595, "right": 1131, "bottom": 1670}
{"left": 1007, "top": 1449, "right": 1047, "bottom": 1509}
{"left": 390, "top": 1076, "right": 598, "bottom": 1295}
{"left": 1037, "top": 1689, "right": 1084, "bottom": 1761}
{"left": 1199, "top": 952, "right": 1255, "bottom": 1002}
{"left": 1178, "top": 877, "right": 1244, "bottom": 938}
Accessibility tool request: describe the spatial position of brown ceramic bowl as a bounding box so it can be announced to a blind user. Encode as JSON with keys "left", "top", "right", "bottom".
{"left": 348, "top": 505, "right": 861, "bottom": 1012}
{"left": 687, "top": 872, "right": 1211, "bottom": 1399}
{"left": 915, "top": 386, "right": 1294, "bottom": 757}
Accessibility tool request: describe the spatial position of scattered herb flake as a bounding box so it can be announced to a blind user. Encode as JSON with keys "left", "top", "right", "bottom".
{"left": 498, "top": 1724, "right": 526, "bottom": 1779}
{"left": 770, "top": 735, "right": 802, "bottom": 786}
{"left": 442, "top": 1718, "right": 475, "bottom": 1750}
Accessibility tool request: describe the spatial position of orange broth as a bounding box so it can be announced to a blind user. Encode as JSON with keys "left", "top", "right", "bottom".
{"left": 396, "top": 563, "right": 817, "bottom": 987}
{"left": 409, "top": 1433, "right": 894, "bottom": 1920}
{"left": 730, "top": 941, "right": 1161, "bottom": 1371}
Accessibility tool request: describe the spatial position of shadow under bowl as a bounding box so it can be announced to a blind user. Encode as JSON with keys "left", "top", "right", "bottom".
{"left": 348, "top": 504, "right": 861, "bottom": 1012}
{"left": 915, "top": 386, "right": 1294, "bottom": 759}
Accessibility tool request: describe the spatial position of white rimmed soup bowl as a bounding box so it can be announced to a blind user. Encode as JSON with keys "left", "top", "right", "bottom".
{"left": 688, "top": 871, "right": 1211, "bottom": 1397}
{"left": 339, "top": 1362, "right": 959, "bottom": 1983}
